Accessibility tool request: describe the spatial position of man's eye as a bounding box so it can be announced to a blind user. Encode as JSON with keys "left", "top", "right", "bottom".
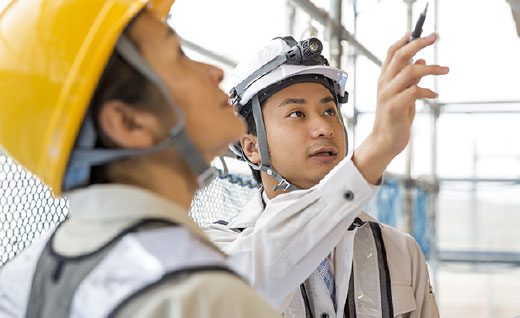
{"left": 288, "top": 111, "right": 305, "bottom": 118}
{"left": 324, "top": 108, "right": 336, "bottom": 116}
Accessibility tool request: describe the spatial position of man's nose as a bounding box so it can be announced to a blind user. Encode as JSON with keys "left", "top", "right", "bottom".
{"left": 207, "top": 65, "right": 224, "bottom": 84}
{"left": 310, "top": 116, "right": 334, "bottom": 139}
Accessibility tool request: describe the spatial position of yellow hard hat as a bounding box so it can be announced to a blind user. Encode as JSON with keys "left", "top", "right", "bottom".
{"left": 0, "top": 0, "right": 175, "bottom": 196}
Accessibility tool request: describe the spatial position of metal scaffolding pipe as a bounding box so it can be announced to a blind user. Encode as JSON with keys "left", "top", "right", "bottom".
{"left": 288, "top": 0, "right": 382, "bottom": 67}
{"left": 329, "top": 0, "right": 342, "bottom": 68}
{"left": 290, "top": 0, "right": 438, "bottom": 111}
{"left": 406, "top": 0, "right": 416, "bottom": 31}
{"left": 441, "top": 109, "right": 520, "bottom": 114}
{"left": 438, "top": 100, "right": 520, "bottom": 106}
{"left": 439, "top": 250, "right": 520, "bottom": 265}
{"left": 356, "top": 107, "right": 520, "bottom": 115}
{"left": 286, "top": 0, "right": 297, "bottom": 36}
{"left": 350, "top": 0, "right": 359, "bottom": 148}
{"left": 384, "top": 172, "right": 437, "bottom": 188}
{"left": 430, "top": 0, "right": 440, "bottom": 291}
{"left": 403, "top": 0, "right": 415, "bottom": 235}
{"left": 179, "top": 37, "right": 237, "bottom": 68}
{"left": 439, "top": 100, "right": 520, "bottom": 113}
{"left": 354, "top": 109, "right": 436, "bottom": 115}
{"left": 439, "top": 177, "right": 520, "bottom": 183}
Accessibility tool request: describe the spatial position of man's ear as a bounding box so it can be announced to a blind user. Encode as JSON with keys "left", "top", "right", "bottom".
{"left": 97, "top": 100, "right": 160, "bottom": 148}
{"left": 240, "top": 134, "right": 261, "bottom": 165}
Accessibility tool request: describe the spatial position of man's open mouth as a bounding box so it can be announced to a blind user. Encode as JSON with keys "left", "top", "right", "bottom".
{"left": 311, "top": 151, "right": 336, "bottom": 156}
{"left": 310, "top": 148, "right": 338, "bottom": 157}
{"left": 309, "top": 147, "right": 338, "bottom": 164}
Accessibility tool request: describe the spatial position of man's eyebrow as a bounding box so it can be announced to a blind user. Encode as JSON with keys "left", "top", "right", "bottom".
{"left": 278, "top": 98, "right": 306, "bottom": 107}
{"left": 320, "top": 96, "right": 335, "bottom": 104}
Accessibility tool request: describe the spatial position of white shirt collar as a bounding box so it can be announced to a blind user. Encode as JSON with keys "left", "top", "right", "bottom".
{"left": 261, "top": 190, "right": 271, "bottom": 205}
{"left": 227, "top": 189, "right": 265, "bottom": 229}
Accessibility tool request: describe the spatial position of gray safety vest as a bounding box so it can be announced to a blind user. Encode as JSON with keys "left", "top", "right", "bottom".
{"left": 343, "top": 219, "right": 393, "bottom": 318}
{"left": 218, "top": 217, "right": 393, "bottom": 318}
{"left": 293, "top": 219, "right": 393, "bottom": 318}
{"left": 1, "top": 219, "right": 234, "bottom": 318}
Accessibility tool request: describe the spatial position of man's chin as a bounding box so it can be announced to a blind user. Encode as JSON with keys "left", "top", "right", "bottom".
{"left": 275, "top": 159, "right": 342, "bottom": 189}
{"left": 312, "top": 159, "right": 340, "bottom": 173}
{"left": 297, "top": 170, "right": 335, "bottom": 189}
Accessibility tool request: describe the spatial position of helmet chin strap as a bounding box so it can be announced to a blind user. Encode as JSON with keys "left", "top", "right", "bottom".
{"left": 66, "top": 34, "right": 215, "bottom": 190}
{"left": 250, "top": 95, "right": 300, "bottom": 192}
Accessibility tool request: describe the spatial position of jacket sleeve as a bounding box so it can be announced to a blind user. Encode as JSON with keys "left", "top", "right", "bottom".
{"left": 113, "top": 272, "right": 280, "bottom": 318}
{"left": 204, "top": 157, "right": 380, "bottom": 311}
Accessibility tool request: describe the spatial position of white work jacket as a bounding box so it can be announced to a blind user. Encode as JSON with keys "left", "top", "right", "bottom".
{"left": 0, "top": 184, "right": 279, "bottom": 318}
{"left": 204, "top": 158, "right": 378, "bottom": 311}
{"left": 204, "top": 158, "right": 439, "bottom": 318}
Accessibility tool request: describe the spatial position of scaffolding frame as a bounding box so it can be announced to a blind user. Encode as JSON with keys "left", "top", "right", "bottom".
{"left": 178, "top": 0, "right": 520, "bottom": 270}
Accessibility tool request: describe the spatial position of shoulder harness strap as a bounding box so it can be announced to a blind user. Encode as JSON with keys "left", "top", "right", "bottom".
{"left": 345, "top": 219, "right": 394, "bottom": 318}
{"left": 26, "top": 218, "right": 179, "bottom": 318}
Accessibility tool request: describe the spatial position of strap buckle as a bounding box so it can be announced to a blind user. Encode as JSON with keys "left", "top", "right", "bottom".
{"left": 272, "top": 178, "right": 292, "bottom": 192}
{"left": 229, "top": 87, "right": 240, "bottom": 105}
{"left": 197, "top": 166, "right": 217, "bottom": 188}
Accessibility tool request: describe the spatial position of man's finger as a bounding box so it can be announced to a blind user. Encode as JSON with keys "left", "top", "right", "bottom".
{"left": 384, "top": 33, "right": 438, "bottom": 79}
{"left": 403, "top": 87, "right": 436, "bottom": 122}
{"left": 412, "top": 59, "right": 427, "bottom": 85}
{"left": 381, "top": 32, "right": 410, "bottom": 73}
{"left": 384, "top": 64, "right": 449, "bottom": 97}
{"left": 398, "top": 85, "right": 438, "bottom": 103}
{"left": 386, "top": 85, "right": 437, "bottom": 122}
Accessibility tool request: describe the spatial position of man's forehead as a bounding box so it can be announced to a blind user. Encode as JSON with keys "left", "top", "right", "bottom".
{"left": 273, "top": 82, "right": 334, "bottom": 100}
{"left": 129, "top": 10, "right": 174, "bottom": 41}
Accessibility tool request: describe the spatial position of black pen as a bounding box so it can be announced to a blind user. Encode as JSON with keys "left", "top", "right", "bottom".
{"left": 409, "top": 2, "right": 429, "bottom": 42}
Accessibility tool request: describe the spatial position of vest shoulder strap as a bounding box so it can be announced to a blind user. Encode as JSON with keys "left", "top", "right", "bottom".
{"left": 345, "top": 220, "right": 393, "bottom": 318}
{"left": 109, "top": 265, "right": 240, "bottom": 317}
{"left": 25, "top": 218, "right": 231, "bottom": 318}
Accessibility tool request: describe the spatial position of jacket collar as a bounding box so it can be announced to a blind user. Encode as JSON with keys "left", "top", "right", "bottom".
{"left": 358, "top": 211, "right": 377, "bottom": 222}
{"left": 64, "top": 183, "right": 220, "bottom": 253}
{"left": 227, "top": 189, "right": 265, "bottom": 229}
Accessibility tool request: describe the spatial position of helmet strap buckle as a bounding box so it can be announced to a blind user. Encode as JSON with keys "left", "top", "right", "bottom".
{"left": 273, "top": 178, "right": 292, "bottom": 192}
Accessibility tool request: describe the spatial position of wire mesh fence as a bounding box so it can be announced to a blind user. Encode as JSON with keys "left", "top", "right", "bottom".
{"left": 0, "top": 153, "right": 433, "bottom": 266}
{"left": 0, "top": 154, "right": 68, "bottom": 265}
{"left": 189, "top": 169, "right": 259, "bottom": 225}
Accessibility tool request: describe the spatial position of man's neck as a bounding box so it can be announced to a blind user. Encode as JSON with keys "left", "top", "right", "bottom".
{"left": 147, "top": 170, "right": 198, "bottom": 210}
{"left": 260, "top": 172, "right": 307, "bottom": 200}
{"left": 109, "top": 157, "right": 198, "bottom": 211}
{"left": 262, "top": 179, "right": 291, "bottom": 200}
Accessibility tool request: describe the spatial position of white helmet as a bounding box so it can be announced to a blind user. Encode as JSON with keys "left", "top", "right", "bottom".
{"left": 229, "top": 36, "right": 349, "bottom": 191}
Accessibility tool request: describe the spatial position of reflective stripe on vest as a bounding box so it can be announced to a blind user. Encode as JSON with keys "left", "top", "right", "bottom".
{"left": 22, "top": 219, "right": 231, "bottom": 318}
{"left": 345, "top": 221, "right": 393, "bottom": 318}
{"left": 285, "top": 220, "right": 393, "bottom": 318}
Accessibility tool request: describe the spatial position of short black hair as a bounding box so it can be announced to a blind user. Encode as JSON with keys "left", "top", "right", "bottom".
{"left": 88, "top": 30, "right": 166, "bottom": 185}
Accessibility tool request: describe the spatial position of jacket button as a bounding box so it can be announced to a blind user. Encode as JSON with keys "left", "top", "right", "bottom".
{"left": 344, "top": 190, "right": 354, "bottom": 201}
{"left": 321, "top": 313, "right": 329, "bottom": 318}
